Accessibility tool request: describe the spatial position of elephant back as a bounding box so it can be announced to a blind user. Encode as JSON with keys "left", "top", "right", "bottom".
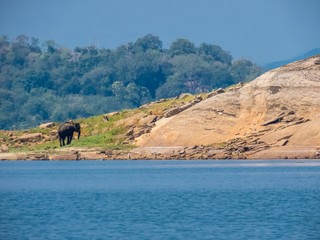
{"left": 58, "top": 122, "right": 74, "bottom": 133}
{"left": 58, "top": 121, "right": 81, "bottom": 133}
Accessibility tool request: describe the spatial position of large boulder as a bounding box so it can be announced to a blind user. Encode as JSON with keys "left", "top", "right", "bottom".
{"left": 104, "top": 111, "right": 120, "bottom": 121}
{"left": 15, "top": 133, "right": 43, "bottom": 143}
{"left": 0, "top": 144, "right": 9, "bottom": 153}
{"left": 39, "top": 122, "right": 55, "bottom": 129}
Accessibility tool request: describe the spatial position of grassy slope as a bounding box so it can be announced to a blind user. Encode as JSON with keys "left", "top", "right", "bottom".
{"left": 3, "top": 94, "right": 198, "bottom": 153}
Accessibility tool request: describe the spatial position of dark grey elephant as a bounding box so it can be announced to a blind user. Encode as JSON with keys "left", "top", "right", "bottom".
{"left": 58, "top": 121, "right": 81, "bottom": 147}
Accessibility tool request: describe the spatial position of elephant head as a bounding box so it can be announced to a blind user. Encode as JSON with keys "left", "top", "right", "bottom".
{"left": 73, "top": 122, "right": 81, "bottom": 139}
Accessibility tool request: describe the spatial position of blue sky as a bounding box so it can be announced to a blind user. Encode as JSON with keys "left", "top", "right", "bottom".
{"left": 0, "top": 0, "right": 319, "bottom": 64}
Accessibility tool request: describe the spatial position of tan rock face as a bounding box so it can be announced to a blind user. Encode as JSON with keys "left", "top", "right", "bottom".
{"left": 39, "top": 122, "right": 55, "bottom": 129}
{"left": 137, "top": 55, "right": 320, "bottom": 158}
{"left": 0, "top": 144, "right": 9, "bottom": 153}
{"left": 15, "top": 133, "right": 43, "bottom": 143}
{"left": 138, "top": 115, "right": 158, "bottom": 126}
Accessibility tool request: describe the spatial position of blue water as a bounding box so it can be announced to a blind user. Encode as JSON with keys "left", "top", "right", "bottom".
{"left": 0, "top": 160, "right": 320, "bottom": 240}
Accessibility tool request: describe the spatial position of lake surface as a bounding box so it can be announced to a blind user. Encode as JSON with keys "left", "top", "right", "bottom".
{"left": 1, "top": 160, "right": 320, "bottom": 240}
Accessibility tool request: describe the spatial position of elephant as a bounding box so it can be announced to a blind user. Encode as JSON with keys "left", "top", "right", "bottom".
{"left": 58, "top": 121, "right": 81, "bottom": 147}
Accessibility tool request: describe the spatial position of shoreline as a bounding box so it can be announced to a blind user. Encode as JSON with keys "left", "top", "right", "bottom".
{"left": 1, "top": 145, "right": 319, "bottom": 161}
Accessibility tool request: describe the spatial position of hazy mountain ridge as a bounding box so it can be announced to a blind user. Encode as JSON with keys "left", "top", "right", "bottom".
{"left": 263, "top": 48, "right": 320, "bottom": 70}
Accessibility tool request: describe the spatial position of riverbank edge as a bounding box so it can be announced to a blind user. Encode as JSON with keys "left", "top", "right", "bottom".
{"left": 1, "top": 145, "right": 319, "bottom": 160}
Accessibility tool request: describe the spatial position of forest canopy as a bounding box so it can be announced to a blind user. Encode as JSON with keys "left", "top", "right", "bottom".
{"left": 0, "top": 34, "right": 262, "bottom": 129}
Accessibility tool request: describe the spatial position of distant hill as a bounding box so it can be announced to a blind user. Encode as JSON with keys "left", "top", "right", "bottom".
{"left": 0, "top": 34, "right": 262, "bottom": 130}
{"left": 263, "top": 48, "right": 320, "bottom": 70}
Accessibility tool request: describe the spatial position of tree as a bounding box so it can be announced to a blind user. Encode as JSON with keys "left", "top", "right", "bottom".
{"left": 230, "top": 59, "right": 262, "bottom": 83}
{"left": 133, "top": 34, "right": 162, "bottom": 52}
{"left": 156, "top": 74, "right": 187, "bottom": 99}
{"left": 19, "top": 70, "right": 52, "bottom": 92}
{"left": 0, "top": 65, "right": 17, "bottom": 89}
{"left": 169, "top": 54, "right": 211, "bottom": 93}
{"left": 124, "top": 82, "right": 151, "bottom": 106}
{"left": 44, "top": 40, "right": 58, "bottom": 54}
{"left": 111, "top": 81, "right": 126, "bottom": 101}
{"left": 131, "top": 51, "right": 168, "bottom": 98}
{"left": 30, "top": 37, "right": 41, "bottom": 53}
{"left": 10, "top": 35, "right": 31, "bottom": 66}
{"left": 0, "top": 35, "right": 9, "bottom": 48}
{"left": 169, "top": 38, "right": 196, "bottom": 56}
{"left": 78, "top": 66, "right": 111, "bottom": 95}
{"left": 208, "top": 61, "right": 233, "bottom": 88}
{"left": 198, "top": 43, "right": 232, "bottom": 65}
{"left": 15, "top": 35, "right": 29, "bottom": 47}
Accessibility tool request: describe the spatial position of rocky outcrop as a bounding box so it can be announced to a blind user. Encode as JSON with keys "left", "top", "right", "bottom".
{"left": 1, "top": 142, "right": 320, "bottom": 160}
{"left": 39, "top": 122, "right": 55, "bottom": 129}
{"left": 121, "top": 113, "right": 160, "bottom": 142}
{"left": 139, "top": 115, "right": 158, "bottom": 126}
{"left": 207, "top": 88, "right": 225, "bottom": 98}
{"left": 103, "top": 111, "right": 120, "bottom": 121}
{"left": 136, "top": 55, "right": 320, "bottom": 159}
{"left": 0, "top": 144, "right": 9, "bottom": 153}
{"left": 15, "top": 133, "right": 43, "bottom": 143}
{"left": 49, "top": 152, "right": 79, "bottom": 160}
{"left": 163, "top": 96, "right": 203, "bottom": 118}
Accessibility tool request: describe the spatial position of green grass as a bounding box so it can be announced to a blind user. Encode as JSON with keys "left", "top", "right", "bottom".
{"left": 142, "top": 95, "right": 198, "bottom": 115}
{"left": 70, "top": 126, "right": 129, "bottom": 149}
{"left": 10, "top": 126, "right": 131, "bottom": 152}
{"left": 10, "top": 142, "right": 58, "bottom": 153}
{"left": 5, "top": 93, "right": 206, "bottom": 153}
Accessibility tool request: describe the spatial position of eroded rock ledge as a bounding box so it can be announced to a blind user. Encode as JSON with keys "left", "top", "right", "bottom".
{"left": 1, "top": 144, "right": 319, "bottom": 161}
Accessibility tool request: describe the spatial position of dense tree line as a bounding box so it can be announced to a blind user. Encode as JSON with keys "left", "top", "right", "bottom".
{"left": 0, "top": 34, "right": 262, "bottom": 129}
